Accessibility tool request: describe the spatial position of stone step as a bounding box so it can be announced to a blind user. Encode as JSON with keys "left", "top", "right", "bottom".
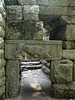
{"left": 21, "top": 64, "right": 42, "bottom": 71}
{"left": 21, "top": 61, "right": 41, "bottom": 65}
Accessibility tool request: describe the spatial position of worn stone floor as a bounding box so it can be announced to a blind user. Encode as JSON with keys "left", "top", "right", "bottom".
{"left": 5, "top": 61, "right": 75, "bottom": 100}
{"left": 5, "top": 69, "right": 75, "bottom": 100}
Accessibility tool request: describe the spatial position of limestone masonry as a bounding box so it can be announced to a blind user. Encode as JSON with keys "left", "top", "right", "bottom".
{"left": 0, "top": 0, "right": 6, "bottom": 100}
{"left": 0, "top": 0, "right": 75, "bottom": 99}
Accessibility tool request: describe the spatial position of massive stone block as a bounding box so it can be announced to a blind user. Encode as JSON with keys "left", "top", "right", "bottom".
{"left": 39, "top": 6, "right": 75, "bottom": 16}
{"left": 18, "top": 0, "right": 36, "bottom": 5}
{"left": 63, "top": 50, "right": 75, "bottom": 60}
{"left": 50, "top": 82, "right": 75, "bottom": 98}
{"left": 23, "top": 5, "right": 39, "bottom": 21}
{"left": 61, "top": 16, "right": 75, "bottom": 24}
{"left": 5, "top": 40, "right": 62, "bottom": 60}
{"left": 50, "top": 59, "right": 73, "bottom": 83}
{"left": 6, "top": 5, "right": 22, "bottom": 21}
{"left": 6, "top": 60, "right": 19, "bottom": 97}
{"left": 5, "top": 21, "right": 43, "bottom": 40}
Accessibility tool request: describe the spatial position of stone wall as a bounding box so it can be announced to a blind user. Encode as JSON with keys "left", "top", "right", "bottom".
{"left": 5, "top": 0, "right": 75, "bottom": 99}
{"left": 0, "top": 0, "right": 6, "bottom": 100}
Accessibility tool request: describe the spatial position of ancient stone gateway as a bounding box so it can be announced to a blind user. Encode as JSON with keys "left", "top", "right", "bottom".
{"left": 5, "top": 40, "right": 62, "bottom": 97}
{"left": 0, "top": 0, "right": 75, "bottom": 99}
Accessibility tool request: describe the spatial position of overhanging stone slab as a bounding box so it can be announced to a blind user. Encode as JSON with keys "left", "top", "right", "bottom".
{"left": 36, "top": 0, "right": 75, "bottom": 6}
{"left": 5, "top": 40, "right": 62, "bottom": 60}
{"left": 39, "top": 6, "right": 75, "bottom": 16}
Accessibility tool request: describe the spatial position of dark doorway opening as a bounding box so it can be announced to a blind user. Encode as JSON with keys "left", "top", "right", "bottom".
{"left": 19, "top": 60, "right": 51, "bottom": 100}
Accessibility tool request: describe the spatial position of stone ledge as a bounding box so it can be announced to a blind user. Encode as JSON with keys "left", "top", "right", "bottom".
{"left": 5, "top": 40, "right": 62, "bottom": 60}
{"left": 39, "top": 6, "right": 75, "bottom": 16}
{"left": 61, "top": 16, "right": 75, "bottom": 24}
{"left": 5, "top": 21, "right": 43, "bottom": 40}
{"left": 0, "top": 2, "right": 6, "bottom": 19}
{"left": 23, "top": 5, "right": 39, "bottom": 21}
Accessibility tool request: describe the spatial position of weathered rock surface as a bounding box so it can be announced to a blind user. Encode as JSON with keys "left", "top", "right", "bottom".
{"left": 5, "top": 21, "right": 43, "bottom": 40}
{"left": 0, "top": 59, "right": 6, "bottom": 68}
{"left": 0, "top": 2, "right": 6, "bottom": 18}
{"left": 50, "top": 82, "right": 75, "bottom": 98}
{"left": 0, "top": 38, "right": 4, "bottom": 49}
{"left": 0, "top": 49, "right": 4, "bottom": 58}
{"left": 5, "top": 0, "right": 18, "bottom": 5}
{"left": 0, "top": 67, "right": 5, "bottom": 78}
{"left": 0, "top": 13, "right": 5, "bottom": 27}
{"left": 50, "top": 59, "right": 73, "bottom": 83}
{"left": 0, "top": 27, "right": 5, "bottom": 38}
{"left": 63, "top": 50, "right": 75, "bottom": 59}
{"left": 63, "top": 41, "right": 75, "bottom": 49}
{"left": 0, "top": 0, "right": 6, "bottom": 99}
{"left": 23, "top": 5, "right": 39, "bottom": 21}
{"left": 18, "top": 0, "right": 36, "bottom": 5}
{"left": 5, "top": 40, "right": 62, "bottom": 60}
{"left": 6, "top": 6, "right": 22, "bottom": 21}
{"left": 0, "top": 76, "right": 5, "bottom": 87}
{"left": 6, "top": 60, "right": 19, "bottom": 97}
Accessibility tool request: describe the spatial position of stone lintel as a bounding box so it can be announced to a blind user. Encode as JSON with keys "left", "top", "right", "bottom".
{"left": 5, "top": 40, "right": 62, "bottom": 60}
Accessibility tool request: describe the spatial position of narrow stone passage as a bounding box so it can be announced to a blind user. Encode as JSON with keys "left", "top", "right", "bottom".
{"left": 19, "top": 69, "right": 51, "bottom": 100}
{"left": 5, "top": 61, "right": 74, "bottom": 100}
{"left": 18, "top": 61, "right": 51, "bottom": 100}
